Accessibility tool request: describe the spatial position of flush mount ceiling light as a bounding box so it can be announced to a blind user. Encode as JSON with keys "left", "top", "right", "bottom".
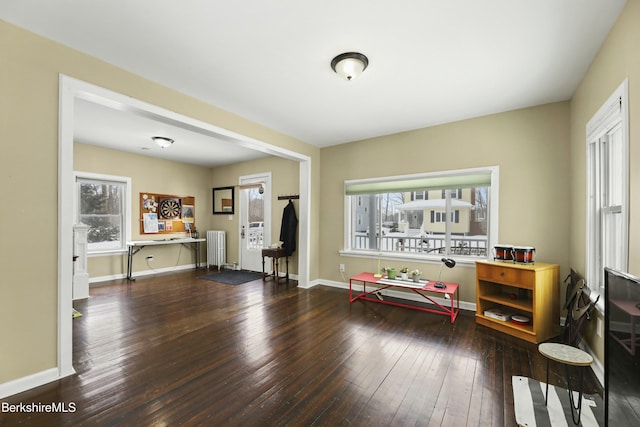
{"left": 152, "top": 136, "right": 174, "bottom": 148}
{"left": 331, "top": 52, "right": 369, "bottom": 81}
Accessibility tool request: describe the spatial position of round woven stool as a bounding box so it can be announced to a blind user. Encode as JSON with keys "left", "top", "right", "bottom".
{"left": 538, "top": 342, "right": 593, "bottom": 425}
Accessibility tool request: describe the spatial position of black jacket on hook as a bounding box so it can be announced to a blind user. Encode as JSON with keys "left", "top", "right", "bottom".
{"left": 279, "top": 200, "right": 298, "bottom": 256}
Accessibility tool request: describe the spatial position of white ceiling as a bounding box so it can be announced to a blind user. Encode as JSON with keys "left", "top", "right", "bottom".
{"left": 73, "top": 98, "right": 270, "bottom": 167}
{"left": 0, "top": 0, "right": 627, "bottom": 166}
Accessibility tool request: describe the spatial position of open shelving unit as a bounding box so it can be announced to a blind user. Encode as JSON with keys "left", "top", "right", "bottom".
{"left": 475, "top": 260, "right": 559, "bottom": 343}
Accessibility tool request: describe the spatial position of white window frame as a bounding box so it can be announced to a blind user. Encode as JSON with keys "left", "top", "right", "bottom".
{"left": 74, "top": 171, "right": 132, "bottom": 255}
{"left": 585, "top": 79, "right": 629, "bottom": 304}
{"left": 341, "top": 166, "right": 499, "bottom": 265}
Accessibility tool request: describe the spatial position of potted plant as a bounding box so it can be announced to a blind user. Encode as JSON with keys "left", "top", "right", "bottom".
{"left": 400, "top": 267, "right": 409, "bottom": 280}
{"left": 382, "top": 266, "right": 397, "bottom": 280}
{"left": 410, "top": 269, "right": 422, "bottom": 282}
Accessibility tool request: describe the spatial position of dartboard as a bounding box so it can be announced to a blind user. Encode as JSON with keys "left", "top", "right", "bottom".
{"left": 159, "top": 199, "right": 181, "bottom": 219}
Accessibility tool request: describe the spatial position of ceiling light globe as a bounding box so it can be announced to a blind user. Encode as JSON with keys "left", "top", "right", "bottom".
{"left": 331, "top": 52, "right": 369, "bottom": 81}
{"left": 152, "top": 136, "right": 174, "bottom": 148}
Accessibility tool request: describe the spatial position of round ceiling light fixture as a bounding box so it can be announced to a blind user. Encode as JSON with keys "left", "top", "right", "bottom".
{"left": 152, "top": 136, "right": 174, "bottom": 148}
{"left": 331, "top": 52, "right": 369, "bottom": 81}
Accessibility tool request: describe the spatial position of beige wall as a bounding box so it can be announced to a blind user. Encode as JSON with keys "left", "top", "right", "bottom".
{"left": 2, "top": 0, "right": 636, "bottom": 390}
{"left": 0, "top": 20, "right": 319, "bottom": 385}
{"left": 209, "top": 156, "right": 301, "bottom": 274}
{"left": 568, "top": 0, "right": 640, "bottom": 364}
{"left": 320, "top": 102, "right": 571, "bottom": 304}
{"left": 74, "top": 143, "right": 213, "bottom": 277}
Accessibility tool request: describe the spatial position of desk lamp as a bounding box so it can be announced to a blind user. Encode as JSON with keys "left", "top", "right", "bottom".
{"left": 435, "top": 257, "right": 456, "bottom": 287}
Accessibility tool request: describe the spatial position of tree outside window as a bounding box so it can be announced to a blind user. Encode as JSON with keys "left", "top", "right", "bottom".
{"left": 76, "top": 173, "right": 130, "bottom": 253}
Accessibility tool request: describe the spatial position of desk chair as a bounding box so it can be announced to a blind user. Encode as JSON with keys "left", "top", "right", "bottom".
{"left": 538, "top": 271, "right": 599, "bottom": 425}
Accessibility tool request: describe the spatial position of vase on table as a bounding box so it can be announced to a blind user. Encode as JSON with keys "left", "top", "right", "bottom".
{"left": 411, "top": 270, "right": 422, "bottom": 283}
{"left": 386, "top": 268, "right": 397, "bottom": 280}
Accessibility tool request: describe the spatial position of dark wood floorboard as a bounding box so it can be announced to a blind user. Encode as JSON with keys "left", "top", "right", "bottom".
{"left": 1, "top": 270, "right": 601, "bottom": 426}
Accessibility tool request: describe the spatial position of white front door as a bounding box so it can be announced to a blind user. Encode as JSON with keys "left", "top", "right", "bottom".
{"left": 239, "top": 173, "right": 271, "bottom": 272}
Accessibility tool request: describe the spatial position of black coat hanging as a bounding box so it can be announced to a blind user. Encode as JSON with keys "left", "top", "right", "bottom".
{"left": 279, "top": 200, "right": 298, "bottom": 256}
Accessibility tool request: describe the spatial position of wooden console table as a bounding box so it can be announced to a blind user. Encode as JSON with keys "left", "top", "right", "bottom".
{"left": 349, "top": 272, "right": 459, "bottom": 323}
{"left": 261, "top": 247, "right": 289, "bottom": 283}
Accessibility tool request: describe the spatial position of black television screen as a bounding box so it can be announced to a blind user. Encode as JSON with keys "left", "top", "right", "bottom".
{"left": 604, "top": 267, "right": 640, "bottom": 424}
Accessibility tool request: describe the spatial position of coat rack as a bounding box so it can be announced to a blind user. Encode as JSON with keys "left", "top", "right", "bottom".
{"left": 278, "top": 194, "right": 299, "bottom": 201}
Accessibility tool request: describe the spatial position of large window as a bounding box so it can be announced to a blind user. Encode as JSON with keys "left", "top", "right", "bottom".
{"left": 343, "top": 167, "right": 498, "bottom": 261}
{"left": 586, "top": 80, "right": 629, "bottom": 291}
{"left": 75, "top": 172, "right": 131, "bottom": 254}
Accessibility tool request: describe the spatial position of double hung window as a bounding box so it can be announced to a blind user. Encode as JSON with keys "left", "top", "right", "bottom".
{"left": 344, "top": 167, "right": 498, "bottom": 260}
{"left": 586, "top": 80, "right": 629, "bottom": 291}
{"left": 75, "top": 172, "right": 131, "bottom": 254}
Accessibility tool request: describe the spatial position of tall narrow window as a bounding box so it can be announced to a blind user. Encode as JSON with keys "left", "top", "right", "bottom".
{"left": 75, "top": 172, "right": 131, "bottom": 253}
{"left": 586, "top": 80, "right": 629, "bottom": 290}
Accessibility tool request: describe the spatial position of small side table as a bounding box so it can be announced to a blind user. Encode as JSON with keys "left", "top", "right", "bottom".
{"left": 261, "top": 247, "right": 289, "bottom": 283}
{"left": 538, "top": 342, "right": 593, "bottom": 425}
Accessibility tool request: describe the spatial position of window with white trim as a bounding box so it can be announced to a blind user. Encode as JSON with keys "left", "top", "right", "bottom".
{"left": 75, "top": 172, "right": 131, "bottom": 254}
{"left": 586, "top": 79, "right": 629, "bottom": 290}
{"left": 343, "top": 167, "right": 499, "bottom": 259}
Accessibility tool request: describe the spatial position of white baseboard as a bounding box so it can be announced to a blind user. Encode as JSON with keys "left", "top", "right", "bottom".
{"left": 88, "top": 264, "right": 299, "bottom": 285}
{"left": 89, "top": 263, "right": 199, "bottom": 284}
{"left": 0, "top": 367, "right": 65, "bottom": 399}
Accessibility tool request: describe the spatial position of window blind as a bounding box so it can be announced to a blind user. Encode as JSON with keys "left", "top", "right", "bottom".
{"left": 344, "top": 170, "right": 492, "bottom": 195}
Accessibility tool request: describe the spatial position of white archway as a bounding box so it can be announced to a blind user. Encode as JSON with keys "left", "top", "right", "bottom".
{"left": 58, "top": 75, "right": 311, "bottom": 378}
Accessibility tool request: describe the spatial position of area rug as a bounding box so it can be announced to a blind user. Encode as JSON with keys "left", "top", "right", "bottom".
{"left": 200, "top": 270, "right": 262, "bottom": 285}
{"left": 512, "top": 376, "right": 603, "bottom": 427}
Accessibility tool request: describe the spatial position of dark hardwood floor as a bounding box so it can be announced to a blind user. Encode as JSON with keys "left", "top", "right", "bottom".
{"left": 2, "top": 270, "right": 601, "bottom": 426}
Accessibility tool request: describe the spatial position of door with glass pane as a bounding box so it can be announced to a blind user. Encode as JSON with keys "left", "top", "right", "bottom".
{"left": 239, "top": 174, "right": 271, "bottom": 272}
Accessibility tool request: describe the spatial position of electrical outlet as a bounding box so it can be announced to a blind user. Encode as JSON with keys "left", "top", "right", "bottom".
{"left": 597, "top": 317, "right": 603, "bottom": 337}
{"left": 146, "top": 255, "right": 154, "bottom": 261}
{"left": 339, "top": 264, "right": 345, "bottom": 272}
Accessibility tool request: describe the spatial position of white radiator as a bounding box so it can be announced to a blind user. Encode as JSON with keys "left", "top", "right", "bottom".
{"left": 206, "top": 230, "right": 226, "bottom": 269}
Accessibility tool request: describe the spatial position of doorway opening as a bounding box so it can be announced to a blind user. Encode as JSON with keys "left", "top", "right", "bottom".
{"left": 58, "top": 75, "right": 311, "bottom": 382}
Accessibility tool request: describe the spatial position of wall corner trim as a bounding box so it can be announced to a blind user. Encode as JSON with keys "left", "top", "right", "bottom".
{"left": 0, "top": 367, "right": 71, "bottom": 399}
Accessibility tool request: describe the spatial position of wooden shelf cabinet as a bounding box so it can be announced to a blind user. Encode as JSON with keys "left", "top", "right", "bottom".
{"left": 475, "top": 260, "right": 559, "bottom": 343}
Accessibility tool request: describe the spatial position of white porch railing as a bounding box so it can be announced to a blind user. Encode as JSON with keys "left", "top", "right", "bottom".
{"left": 353, "top": 233, "right": 487, "bottom": 256}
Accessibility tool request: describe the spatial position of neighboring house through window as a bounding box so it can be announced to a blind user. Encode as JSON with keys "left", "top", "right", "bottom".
{"left": 343, "top": 166, "right": 499, "bottom": 261}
